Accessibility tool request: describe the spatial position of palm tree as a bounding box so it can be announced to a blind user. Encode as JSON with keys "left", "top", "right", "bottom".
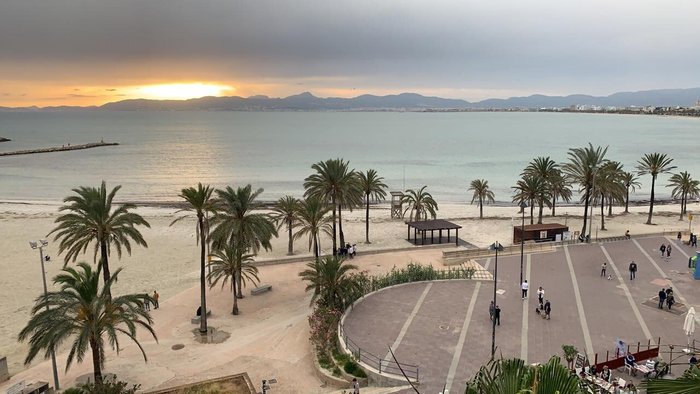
{"left": 402, "top": 186, "right": 438, "bottom": 221}
{"left": 596, "top": 160, "right": 625, "bottom": 230}
{"left": 211, "top": 185, "right": 277, "bottom": 299}
{"left": 622, "top": 171, "right": 642, "bottom": 213}
{"left": 299, "top": 255, "right": 360, "bottom": 310}
{"left": 468, "top": 179, "right": 496, "bottom": 219}
{"left": 304, "top": 158, "right": 357, "bottom": 255}
{"left": 637, "top": 153, "right": 677, "bottom": 225}
{"left": 172, "top": 183, "right": 217, "bottom": 334}
{"left": 465, "top": 356, "right": 582, "bottom": 394}
{"left": 668, "top": 171, "right": 700, "bottom": 220}
{"left": 208, "top": 244, "right": 259, "bottom": 315}
{"left": 523, "top": 156, "right": 559, "bottom": 218}
{"left": 512, "top": 176, "right": 550, "bottom": 224}
{"left": 357, "top": 169, "right": 388, "bottom": 243}
{"left": 271, "top": 196, "right": 301, "bottom": 255}
{"left": 562, "top": 144, "right": 608, "bottom": 237}
{"left": 49, "top": 181, "right": 150, "bottom": 297}
{"left": 294, "top": 196, "right": 333, "bottom": 261}
{"left": 549, "top": 170, "right": 572, "bottom": 217}
{"left": 18, "top": 262, "right": 156, "bottom": 384}
{"left": 643, "top": 366, "right": 700, "bottom": 393}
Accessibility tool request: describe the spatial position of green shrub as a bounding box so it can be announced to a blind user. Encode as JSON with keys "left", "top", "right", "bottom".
{"left": 318, "top": 350, "right": 334, "bottom": 371}
{"left": 77, "top": 378, "right": 140, "bottom": 394}
{"left": 332, "top": 366, "right": 342, "bottom": 377}
{"left": 63, "top": 388, "right": 86, "bottom": 394}
{"left": 343, "top": 360, "right": 367, "bottom": 378}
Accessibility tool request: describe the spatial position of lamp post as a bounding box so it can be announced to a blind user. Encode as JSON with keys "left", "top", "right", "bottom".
{"left": 519, "top": 200, "right": 527, "bottom": 286}
{"left": 490, "top": 241, "right": 504, "bottom": 359}
{"left": 29, "top": 239, "right": 60, "bottom": 391}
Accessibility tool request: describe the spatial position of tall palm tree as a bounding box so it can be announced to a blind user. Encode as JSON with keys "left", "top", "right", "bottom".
{"left": 18, "top": 263, "right": 156, "bottom": 384}
{"left": 336, "top": 172, "right": 363, "bottom": 248}
{"left": 468, "top": 179, "right": 496, "bottom": 219}
{"left": 270, "top": 195, "right": 301, "bottom": 255}
{"left": 49, "top": 181, "right": 150, "bottom": 297}
{"left": 299, "top": 255, "right": 360, "bottom": 310}
{"left": 304, "top": 158, "right": 357, "bottom": 255}
{"left": 357, "top": 169, "right": 388, "bottom": 243}
{"left": 294, "top": 196, "right": 333, "bottom": 261}
{"left": 172, "top": 183, "right": 217, "bottom": 334}
{"left": 596, "top": 161, "right": 625, "bottom": 230}
{"left": 208, "top": 244, "right": 259, "bottom": 315}
{"left": 668, "top": 171, "right": 700, "bottom": 220}
{"left": 622, "top": 171, "right": 642, "bottom": 213}
{"left": 465, "top": 356, "right": 582, "bottom": 394}
{"left": 523, "top": 156, "right": 559, "bottom": 218}
{"left": 402, "top": 186, "right": 438, "bottom": 221}
{"left": 549, "top": 169, "right": 572, "bottom": 217}
{"left": 562, "top": 144, "right": 608, "bottom": 237}
{"left": 512, "top": 176, "right": 550, "bottom": 224}
{"left": 211, "top": 185, "right": 277, "bottom": 298}
{"left": 637, "top": 153, "right": 677, "bottom": 225}
{"left": 643, "top": 366, "right": 700, "bottom": 393}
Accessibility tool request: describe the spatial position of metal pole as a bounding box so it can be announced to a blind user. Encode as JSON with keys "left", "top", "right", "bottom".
{"left": 492, "top": 244, "right": 498, "bottom": 359}
{"left": 38, "top": 245, "right": 60, "bottom": 391}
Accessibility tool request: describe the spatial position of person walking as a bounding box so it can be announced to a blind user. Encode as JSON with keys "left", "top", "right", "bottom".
{"left": 660, "top": 243, "right": 666, "bottom": 257}
{"left": 666, "top": 244, "right": 672, "bottom": 260}
{"left": 678, "top": 231, "right": 682, "bottom": 242}
{"left": 629, "top": 261, "right": 638, "bottom": 280}
{"left": 153, "top": 290, "right": 160, "bottom": 309}
{"left": 489, "top": 301, "right": 495, "bottom": 321}
{"left": 658, "top": 288, "right": 667, "bottom": 309}
{"left": 521, "top": 280, "right": 529, "bottom": 299}
{"left": 537, "top": 286, "right": 545, "bottom": 308}
{"left": 667, "top": 294, "right": 675, "bottom": 310}
{"left": 352, "top": 377, "right": 360, "bottom": 394}
{"left": 544, "top": 300, "right": 551, "bottom": 320}
{"left": 692, "top": 235, "right": 697, "bottom": 247}
{"left": 601, "top": 262, "right": 607, "bottom": 277}
{"left": 494, "top": 305, "right": 501, "bottom": 326}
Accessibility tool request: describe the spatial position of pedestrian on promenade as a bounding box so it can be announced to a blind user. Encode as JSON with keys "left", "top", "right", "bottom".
{"left": 352, "top": 377, "right": 360, "bottom": 394}
{"left": 537, "top": 286, "right": 545, "bottom": 308}
{"left": 678, "top": 232, "right": 682, "bottom": 242}
{"left": 601, "top": 262, "right": 607, "bottom": 277}
{"left": 544, "top": 300, "right": 551, "bottom": 320}
{"left": 660, "top": 243, "right": 666, "bottom": 257}
{"left": 625, "top": 230, "right": 631, "bottom": 239}
{"left": 667, "top": 294, "right": 675, "bottom": 310}
{"left": 666, "top": 287, "right": 673, "bottom": 298}
{"left": 153, "top": 290, "right": 160, "bottom": 309}
{"left": 494, "top": 305, "right": 501, "bottom": 326}
{"left": 629, "top": 261, "right": 638, "bottom": 280}
{"left": 489, "top": 301, "right": 495, "bottom": 321}
{"left": 692, "top": 235, "right": 698, "bottom": 247}
{"left": 667, "top": 245, "right": 672, "bottom": 259}
{"left": 658, "top": 288, "right": 666, "bottom": 309}
{"left": 521, "top": 280, "right": 529, "bottom": 299}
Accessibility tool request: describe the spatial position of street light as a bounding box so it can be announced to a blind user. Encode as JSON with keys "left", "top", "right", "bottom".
{"left": 519, "top": 200, "right": 527, "bottom": 286}
{"left": 29, "top": 239, "right": 60, "bottom": 391}
{"left": 490, "top": 241, "right": 504, "bottom": 359}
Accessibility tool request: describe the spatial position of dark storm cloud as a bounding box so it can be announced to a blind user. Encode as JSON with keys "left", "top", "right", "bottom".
{"left": 1, "top": 0, "right": 699, "bottom": 96}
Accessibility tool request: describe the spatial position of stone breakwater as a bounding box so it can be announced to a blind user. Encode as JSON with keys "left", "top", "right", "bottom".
{"left": 0, "top": 141, "right": 118, "bottom": 157}
{"left": 0, "top": 138, "right": 10, "bottom": 142}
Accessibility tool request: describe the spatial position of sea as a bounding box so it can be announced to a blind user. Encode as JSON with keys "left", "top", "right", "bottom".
{"left": 0, "top": 111, "right": 698, "bottom": 204}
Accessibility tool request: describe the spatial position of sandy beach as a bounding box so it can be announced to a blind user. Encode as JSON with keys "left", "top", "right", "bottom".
{"left": 0, "top": 199, "right": 696, "bottom": 392}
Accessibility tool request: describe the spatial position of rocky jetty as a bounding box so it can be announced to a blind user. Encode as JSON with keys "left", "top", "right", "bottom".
{"left": 0, "top": 141, "right": 118, "bottom": 157}
{"left": 0, "top": 137, "right": 10, "bottom": 142}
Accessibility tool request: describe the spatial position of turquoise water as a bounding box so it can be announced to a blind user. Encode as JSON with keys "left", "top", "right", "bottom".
{"left": 0, "top": 111, "right": 698, "bottom": 203}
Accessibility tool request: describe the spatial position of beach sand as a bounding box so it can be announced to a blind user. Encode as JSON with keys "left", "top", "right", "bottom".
{"left": 0, "top": 199, "right": 695, "bottom": 392}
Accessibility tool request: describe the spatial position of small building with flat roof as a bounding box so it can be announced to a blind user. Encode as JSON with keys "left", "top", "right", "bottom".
{"left": 513, "top": 223, "right": 568, "bottom": 243}
{"left": 406, "top": 219, "right": 462, "bottom": 246}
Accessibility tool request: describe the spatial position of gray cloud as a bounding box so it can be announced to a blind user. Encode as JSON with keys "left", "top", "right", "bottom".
{"left": 1, "top": 0, "right": 699, "bottom": 98}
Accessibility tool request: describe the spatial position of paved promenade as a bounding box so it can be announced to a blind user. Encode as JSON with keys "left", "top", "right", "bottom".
{"left": 343, "top": 236, "right": 700, "bottom": 394}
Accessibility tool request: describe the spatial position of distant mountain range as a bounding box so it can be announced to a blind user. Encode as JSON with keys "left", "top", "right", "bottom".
{"left": 3, "top": 88, "right": 700, "bottom": 111}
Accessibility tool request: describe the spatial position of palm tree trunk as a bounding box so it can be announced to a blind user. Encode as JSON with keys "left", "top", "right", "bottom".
{"left": 581, "top": 189, "right": 590, "bottom": 237}
{"left": 537, "top": 201, "right": 544, "bottom": 224}
{"left": 552, "top": 193, "right": 557, "bottom": 217}
{"left": 99, "top": 240, "right": 111, "bottom": 299}
{"left": 365, "top": 193, "right": 370, "bottom": 243}
{"left": 479, "top": 196, "right": 483, "bottom": 219}
{"left": 680, "top": 192, "right": 685, "bottom": 220}
{"left": 624, "top": 187, "right": 630, "bottom": 213}
{"left": 235, "top": 271, "right": 243, "bottom": 299}
{"left": 232, "top": 278, "right": 239, "bottom": 315}
{"left": 338, "top": 204, "right": 345, "bottom": 248}
{"left": 608, "top": 196, "right": 613, "bottom": 217}
{"left": 529, "top": 202, "right": 534, "bottom": 225}
{"left": 600, "top": 193, "right": 606, "bottom": 230}
{"left": 198, "top": 216, "right": 208, "bottom": 334}
{"left": 90, "top": 337, "right": 103, "bottom": 384}
{"left": 331, "top": 196, "right": 337, "bottom": 255}
{"left": 646, "top": 176, "right": 656, "bottom": 225}
{"left": 313, "top": 233, "right": 319, "bottom": 260}
{"left": 287, "top": 220, "right": 293, "bottom": 255}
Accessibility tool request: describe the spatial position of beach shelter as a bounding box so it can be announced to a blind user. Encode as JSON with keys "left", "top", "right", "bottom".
{"left": 684, "top": 307, "right": 696, "bottom": 347}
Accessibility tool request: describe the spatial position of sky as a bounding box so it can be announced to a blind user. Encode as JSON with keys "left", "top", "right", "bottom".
{"left": 1, "top": 0, "right": 700, "bottom": 107}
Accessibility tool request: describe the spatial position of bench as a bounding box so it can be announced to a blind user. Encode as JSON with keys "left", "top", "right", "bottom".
{"left": 251, "top": 284, "right": 272, "bottom": 295}
{"left": 190, "top": 309, "right": 211, "bottom": 324}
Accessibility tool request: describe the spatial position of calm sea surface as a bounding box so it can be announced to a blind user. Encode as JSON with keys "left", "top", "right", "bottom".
{"left": 0, "top": 111, "right": 698, "bottom": 203}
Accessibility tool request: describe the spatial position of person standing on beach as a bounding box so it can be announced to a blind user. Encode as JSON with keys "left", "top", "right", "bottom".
{"left": 144, "top": 293, "right": 151, "bottom": 311}
{"left": 494, "top": 305, "right": 501, "bottom": 326}
{"left": 521, "top": 280, "right": 529, "bottom": 299}
{"left": 601, "top": 262, "right": 607, "bottom": 277}
{"left": 660, "top": 243, "right": 666, "bottom": 257}
{"left": 629, "top": 261, "right": 637, "bottom": 280}
{"left": 153, "top": 290, "right": 160, "bottom": 309}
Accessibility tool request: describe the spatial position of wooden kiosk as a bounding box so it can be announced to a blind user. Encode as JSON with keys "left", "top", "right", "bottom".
{"left": 513, "top": 223, "right": 568, "bottom": 243}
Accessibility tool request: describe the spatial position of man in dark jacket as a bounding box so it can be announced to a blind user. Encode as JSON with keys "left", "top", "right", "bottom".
{"left": 658, "top": 289, "right": 666, "bottom": 309}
